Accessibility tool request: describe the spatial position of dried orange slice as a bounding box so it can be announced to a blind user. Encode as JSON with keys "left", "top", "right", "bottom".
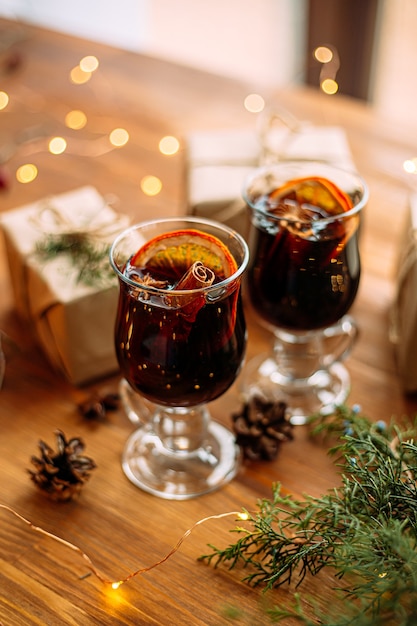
{"left": 270, "top": 176, "right": 353, "bottom": 215}
{"left": 131, "top": 229, "right": 238, "bottom": 281}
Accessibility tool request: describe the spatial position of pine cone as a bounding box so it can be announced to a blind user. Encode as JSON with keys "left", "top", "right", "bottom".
{"left": 232, "top": 396, "right": 294, "bottom": 461}
{"left": 28, "top": 430, "right": 96, "bottom": 501}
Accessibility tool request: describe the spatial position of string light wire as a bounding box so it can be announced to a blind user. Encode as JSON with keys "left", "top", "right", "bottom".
{"left": 0, "top": 503, "right": 249, "bottom": 589}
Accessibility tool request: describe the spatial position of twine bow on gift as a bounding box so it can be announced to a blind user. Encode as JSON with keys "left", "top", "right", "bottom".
{"left": 31, "top": 195, "right": 130, "bottom": 286}
{"left": 194, "top": 108, "right": 316, "bottom": 229}
{"left": 30, "top": 195, "right": 129, "bottom": 242}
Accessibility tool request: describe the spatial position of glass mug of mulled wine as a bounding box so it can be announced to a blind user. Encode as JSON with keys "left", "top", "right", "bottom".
{"left": 110, "top": 217, "right": 249, "bottom": 499}
{"left": 242, "top": 161, "right": 368, "bottom": 424}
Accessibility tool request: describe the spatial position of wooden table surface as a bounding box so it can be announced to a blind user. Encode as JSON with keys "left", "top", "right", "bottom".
{"left": 1, "top": 19, "right": 417, "bottom": 626}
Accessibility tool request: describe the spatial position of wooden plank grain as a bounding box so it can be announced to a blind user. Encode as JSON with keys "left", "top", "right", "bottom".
{"left": 1, "top": 16, "right": 417, "bottom": 626}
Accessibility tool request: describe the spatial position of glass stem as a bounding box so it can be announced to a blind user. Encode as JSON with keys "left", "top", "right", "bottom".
{"left": 153, "top": 405, "right": 210, "bottom": 453}
{"left": 273, "top": 330, "right": 323, "bottom": 382}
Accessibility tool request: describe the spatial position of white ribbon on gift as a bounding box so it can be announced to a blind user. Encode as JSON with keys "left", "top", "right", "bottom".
{"left": 29, "top": 193, "right": 129, "bottom": 243}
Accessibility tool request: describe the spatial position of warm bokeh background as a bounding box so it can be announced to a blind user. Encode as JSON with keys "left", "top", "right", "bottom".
{"left": 1, "top": 0, "right": 416, "bottom": 130}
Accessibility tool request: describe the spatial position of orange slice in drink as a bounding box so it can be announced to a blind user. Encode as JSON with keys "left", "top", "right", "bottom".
{"left": 270, "top": 176, "right": 353, "bottom": 215}
{"left": 131, "top": 229, "right": 238, "bottom": 281}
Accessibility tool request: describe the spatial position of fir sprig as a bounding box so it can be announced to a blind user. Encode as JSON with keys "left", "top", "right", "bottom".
{"left": 200, "top": 406, "right": 417, "bottom": 625}
{"left": 35, "top": 233, "right": 114, "bottom": 286}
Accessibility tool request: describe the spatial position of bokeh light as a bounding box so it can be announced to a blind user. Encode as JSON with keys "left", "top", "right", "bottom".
{"left": 70, "top": 66, "right": 92, "bottom": 84}
{"left": 16, "top": 164, "right": 38, "bottom": 183}
{"left": 404, "top": 158, "right": 417, "bottom": 174}
{"left": 314, "top": 43, "right": 340, "bottom": 96}
{"left": 321, "top": 78, "right": 339, "bottom": 95}
{"left": 141, "top": 175, "right": 162, "bottom": 196}
{"left": 314, "top": 46, "right": 333, "bottom": 64}
{"left": 65, "top": 109, "right": 87, "bottom": 130}
{"left": 244, "top": 93, "right": 265, "bottom": 113}
{"left": 159, "top": 135, "right": 180, "bottom": 156}
{"left": 0, "top": 91, "right": 9, "bottom": 110}
{"left": 79, "top": 55, "right": 99, "bottom": 73}
{"left": 49, "top": 137, "right": 67, "bottom": 155}
{"left": 109, "top": 128, "right": 129, "bottom": 147}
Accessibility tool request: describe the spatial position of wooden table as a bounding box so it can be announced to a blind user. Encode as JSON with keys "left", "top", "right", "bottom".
{"left": 1, "top": 19, "right": 417, "bottom": 625}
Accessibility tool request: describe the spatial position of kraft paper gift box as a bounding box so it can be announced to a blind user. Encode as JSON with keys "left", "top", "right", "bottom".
{"left": 0, "top": 186, "right": 129, "bottom": 385}
{"left": 391, "top": 193, "right": 417, "bottom": 392}
{"left": 185, "top": 122, "right": 356, "bottom": 238}
{"left": 185, "top": 128, "right": 259, "bottom": 238}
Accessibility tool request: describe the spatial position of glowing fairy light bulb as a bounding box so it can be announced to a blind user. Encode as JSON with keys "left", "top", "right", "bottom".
{"left": 404, "top": 158, "right": 417, "bottom": 174}
{"left": 244, "top": 93, "right": 265, "bottom": 113}
{"left": 0, "top": 91, "right": 9, "bottom": 110}
{"left": 321, "top": 78, "right": 339, "bottom": 95}
{"left": 70, "top": 66, "right": 91, "bottom": 84}
{"left": 49, "top": 137, "right": 67, "bottom": 155}
{"left": 111, "top": 581, "right": 122, "bottom": 590}
{"left": 109, "top": 128, "right": 129, "bottom": 147}
{"left": 16, "top": 164, "right": 38, "bottom": 183}
{"left": 314, "top": 46, "right": 333, "bottom": 64}
{"left": 65, "top": 109, "right": 87, "bottom": 130}
{"left": 159, "top": 135, "right": 180, "bottom": 156}
{"left": 80, "top": 55, "right": 99, "bottom": 73}
{"left": 141, "top": 175, "right": 162, "bottom": 196}
{"left": 237, "top": 512, "right": 249, "bottom": 521}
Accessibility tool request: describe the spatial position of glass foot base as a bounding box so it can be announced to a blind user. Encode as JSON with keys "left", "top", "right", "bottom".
{"left": 122, "top": 421, "right": 240, "bottom": 500}
{"left": 242, "top": 354, "right": 351, "bottom": 426}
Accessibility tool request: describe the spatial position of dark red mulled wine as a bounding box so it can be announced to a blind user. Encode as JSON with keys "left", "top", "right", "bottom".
{"left": 115, "top": 231, "right": 246, "bottom": 407}
{"left": 247, "top": 179, "right": 361, "bottom": 331}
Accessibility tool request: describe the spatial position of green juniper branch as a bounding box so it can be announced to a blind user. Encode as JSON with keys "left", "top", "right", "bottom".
{"left": 35, "top": 233, "right": 114, "bottom": 286}
{"left": 199, "top": 406, "right": 417, "bottom": 625}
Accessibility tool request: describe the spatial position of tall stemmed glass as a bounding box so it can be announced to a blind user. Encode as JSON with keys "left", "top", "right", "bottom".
{"left": 242, "top": 161, "right": 368, "bottom": 424}
{"left": 110, "top": 217, "right": 249, "bottom": 499}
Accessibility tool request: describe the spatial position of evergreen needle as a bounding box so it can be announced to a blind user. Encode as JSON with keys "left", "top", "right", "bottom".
{"left": 199, "top": 405, "right": 417, "bottom": 625}
{"left": 35, "top": 234, "right": 114, "bottom": 286}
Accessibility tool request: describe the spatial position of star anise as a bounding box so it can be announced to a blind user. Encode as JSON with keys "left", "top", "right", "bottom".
{"left": 132, "top": 272, "right": 168, "bottom": 289}
{"left": 78, "top": 391, "right": 120, "bottom": 421}
{"left": 128, "top": 272, "right": 169, "bottom": 301}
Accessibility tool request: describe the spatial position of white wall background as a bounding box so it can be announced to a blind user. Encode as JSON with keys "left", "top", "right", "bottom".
{"left": 0, "top": 0, "right": 307, "bottom": 89}
{"left": 0, "top": 0, "right": 149, "bottom": 53}
{"left": 371, "top": 0, "right": 417, "bottom": 128}
{"left": 143, "top": 0, "right": 307, "bottom": 87}
{"left": 1, "top": 0, "right": 417, "bottom": 127}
